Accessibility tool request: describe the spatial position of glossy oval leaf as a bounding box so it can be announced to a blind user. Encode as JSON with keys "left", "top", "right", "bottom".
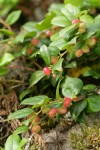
{"left": 64, "top": 0, "right": 83, "bottom": 7}
{"left": 5, "top": 134, "right": 21, "bottom": 150}
{"left": 70, "top": 99, "right": 87, "bottom": 121}
{"left": 83, "top": 84, "right": 96, "bottom": 92}
{"left": 0, "top": 29, "right": 14, "bottom": 36}
{"left": 48, "top": 46, "right": 60, "bottom": 55}
{"left": 52, "top": 58, "right": 64, "bottom": 72}
{"left": 51, "top": 16, "right": 70, "bottom": 27}
{"left": 50, "top": 73, "right": 62, "bottom": 87}
{"left": 50, "top": 102, "right": 62, "bottom": 109}
{"left": 8, "top": 108, "right": 33, "bottom": 120}
{"left": 61, "top": 4, "right": 79, "bottom": 21}
{"left": 21, "top": 95, "right": 50, "bottom": 108}
{"left": 62, "top": 76, "right": 83, "bottom": 98}
{"left": 35, "top": 12, "right": 55, "bottom": 30}
{"left": 0, "top": 53, "right": 14, "bottom": 67}
{"left": 14, "top": 32, "right": 26, "bottom": 43}
{"left": 59, "top": 24, "right": 76, "bottom": 37}
{"left": 56, "top": 77, "right": 63, "bottom": 99}
{"left": 40, "top": 45, "right": 51, "bottom": 65}
{"left": 22, "top": 22, "right": 38, "bottom": 32}
{"left": 0, "top": 67, "right": 8, "bottom": 75}
{"left": 17, "top": 138, "right": 28, "bottom": 149}
{"left": 95, "top": 43, "right": 100, "bottom": 55}
{"left": 65, "top": 61, "right": 77, "bottom": 68}
{"left": 29, "top": 70, "right": 45, "bottom": 86}
{"left": 19, "top": 89, "right": 33, "bottom": 101}
{"left": 86, "top": 94, "right": 100, "bottom": 113}
{"left": 83, "top": 21, "right": 100, "bottom": 40}
{"left": 14, "top": 126, "right": 28, "bottom": 135}
{"left": 80, "top": 14, "right": 94, "bottom": 27}
{"left": 6, "top": 10, "right": 21, "bottom": 25}
{"left": 50, "top": 32, "right": 60, "bottom": 42}
{"left": 50, "top": 38, "right": 67, "bottom": 50}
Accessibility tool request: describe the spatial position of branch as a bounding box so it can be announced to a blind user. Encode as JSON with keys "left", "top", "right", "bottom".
{"left": 0, "top": 17, "right": 12, "bottom": 31}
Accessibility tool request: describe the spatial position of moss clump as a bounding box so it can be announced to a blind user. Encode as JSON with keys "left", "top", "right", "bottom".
{"left": 71, "top": 124, "right": 100, "bottom": 150}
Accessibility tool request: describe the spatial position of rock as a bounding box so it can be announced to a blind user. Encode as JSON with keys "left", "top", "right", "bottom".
{"left": 41, "top": 112, "right": 100, "bottom": 150}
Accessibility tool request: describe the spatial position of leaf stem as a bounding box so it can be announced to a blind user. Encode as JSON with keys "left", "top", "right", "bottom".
{"left": 0, "top": 17, "right": 12, "bottom": 31}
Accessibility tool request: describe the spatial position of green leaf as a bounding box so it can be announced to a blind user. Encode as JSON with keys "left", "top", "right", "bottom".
{"left": 8, "top": 108, "right": 33, "bottom": 120}
{"left": 52, "top": 58, "right": 64, "bottom": 72}
{"left": 48, "top": 46, "right": 60, "bottom": 55}
{"left": 14, "top": 32, "right": 26, "bottom": 43}
{"left": 40, "top": 45, "right": 51, "bottom": 65}
{"left": 21, "top": 46, "right": 28, "bottom": 55}
{"left": 70, "top": 100, "right": 87, "bottom": 121}
{"left": 62, "top": 76, "right": 83, "bottom": 98}
{"left": 0, "top": 67, "right": 8, "bottom": 75}
{"left": 65, "top": 61, "right": 77, "bottom": 68}
{"left": 0, "top": 0, "right": 19, "bottom": 17}
{"left": 64, "top": 0, "right": 83, "bottom": 7}
{"left": 64, "top": 37, "right": 77, "bottom": 48}
{"left": 22, "top": 120, "right": 30, "bottom": 126}
{"left": 49, "top": 3, "right": 64, "bottom": 14}
{"left": 50, "top": 102, "right": 62, "bottom": 109}
{"left": 29, "top": 70, "right": 45, "bottom": 87}
{"left": 83, "top": 84, "right": 96, "bottom": 92}
{"left": 17, "top": 138, "right": 28, "bottom": 150}
{"left": 95, "top": 43, "right": 100, "bottom": 55}
{"left": 5, "top": 134, "right": 21, "bottom": 150}
{"left": 19, "top": 89, "right": 33, "bottom": 101}
{"left": 77, "top": 112, "right": 89, "bottom": 123}
{"left": 50, "top": 38, "right": 67, "bottom": 50}
{"left": 86, "top": 95, "right": 100, "bottom": 113}
{"left": 0, "top": 146, "right": 4, "bottom": 150}
{"left": 50, "top": 73, "right": 62, "bottom": 87}
{"left": 83, "top": 20, "right": 100, "bottom": 39}
{"left": 59, "top": 24, "right": 76, "bottom": 37}
{"left": 30, "top": 50, "right": 40, "bottom": 58}
{"left": 83, "top": 0, "right": 100, "bottom": 7}
{"left": 14, "top": 126, "right": 28, "bottom": 135}
{"left": 22, "top": 22, "right": 38, "bottom": 32}
{"left": 83, "top": 70, "right": 93, "bottom": 77}
{"left": 56, "top": 77, "right": 63, "bottom": 99}
{"left": 24, "top": 31, "right": 36, "bottom": 39}
{"left": 35, "top": 12, "right": 55, "bottom": 30}
{"left": 95, "top": 15, "right": 100, "bottom": 23}
{"left": 21, "top": 95, "right": 50, "bottom": 108}
{"left": 61, "top": 4, "right": 79, "bottom": 21}
{"left": 83, "top": 70, "right": 100, "bottom": 79}
{"left": 80, "top": 14, "right": 94, "bottom": 27}
{"left": 50, "top": 32, "right": 60, "bottom": 42}
{"left": 0, "top": 29, "right": 14, "bottom": 36}
{"left": 0, "top": 53, "right": 14, "bottom": 66}
{"left": 51, "top": 16, "right": 71, "bottom": 27}
{"left": 6, "top": 10, "right": 21, "bottom": 25}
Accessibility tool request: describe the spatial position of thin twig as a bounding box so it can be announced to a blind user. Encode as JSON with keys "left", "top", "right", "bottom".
{"left": 10, "top": 83, "right": 28, "bottom": 89}
{"left": 7, "top": 79, "right": 24, "bottom": 83}
{"left": 24, "top": 134, "right": 34, "bottom": 150}
{"left": 0, "top": 39, "right": 9, "bottom": 44}
{"left": 32, "top": 60, "right": 42, "bottom": 69}
{"left": 7, "top": 65, "right": 36, "bottom": 72}
{"left": 0, "top": 17, "right": 12, "bottom": 31}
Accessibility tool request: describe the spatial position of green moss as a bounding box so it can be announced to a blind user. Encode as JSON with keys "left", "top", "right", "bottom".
{"left": 71, "top": 124, "right": 100, "bottom": 150}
